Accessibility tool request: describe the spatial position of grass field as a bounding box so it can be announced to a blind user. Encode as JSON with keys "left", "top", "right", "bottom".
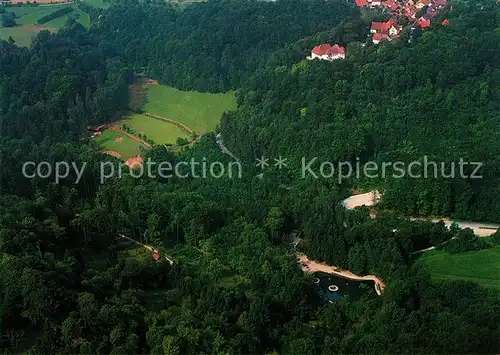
{"left": 416, "top": 245, "right": 500, "bottom": 290}
{"left": 0, "top": 4, "right": 91, "bottom": 46}
{"left": 0, "top": 26, "right": 47, "bottom": 46}
{"left": 94, "top": 130, "right": 146, "bottom": 159}
{"left": 144, "top": 85, "right": 236, "bottom": 134}
{"left": 121, "top": 113, "right": 190, "bottom": 145}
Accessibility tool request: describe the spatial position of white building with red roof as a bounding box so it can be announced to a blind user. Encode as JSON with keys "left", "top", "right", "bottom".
{"left": 307, "top": 44, "right": 346, "bottom": 61}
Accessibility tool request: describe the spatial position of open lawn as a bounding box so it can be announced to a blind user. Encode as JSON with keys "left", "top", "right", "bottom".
{"left": 416, "top": 246, "right": 500, "bottom": 290}
{"left": 1, "top": 4, "right": 90, "bottom": 46}
{"left": 0, "top": 26, "right": 46, "bottom": 47}
{"left": 121, "top": 113, "right": 190, "bottom": 145}
{"left": 144, "top": 85, "right": 236, "bottom": 134}
{"left": 94, "top": 130, "right": 146, "bottom": 159}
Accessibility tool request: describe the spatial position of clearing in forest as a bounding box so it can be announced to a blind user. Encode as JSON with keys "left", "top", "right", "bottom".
{"left": 143, "top": 84, "right": 236, "bottom": 134}
{"left": 416, "top": 245, "right": 500, "bottom": 290}
{"left": 0, "top": 4, "right": 91, "bottom": 46}
{"left": 95, "top": 130, "right": 146, "bottom": 159}
{"left": 120, "top": 113, "right": 191, "bottom": 145}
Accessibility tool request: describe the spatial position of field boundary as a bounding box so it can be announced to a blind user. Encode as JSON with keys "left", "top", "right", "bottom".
{"left": 141, "top": 112, "right": 194, "bottom": 135}
{"left": 106, "top": 125, "right": 152, "bottom": 148}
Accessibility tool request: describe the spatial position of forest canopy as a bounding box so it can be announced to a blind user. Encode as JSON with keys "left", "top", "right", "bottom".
{"left": 0, "top": 0, "right": 499, "bottom": 354}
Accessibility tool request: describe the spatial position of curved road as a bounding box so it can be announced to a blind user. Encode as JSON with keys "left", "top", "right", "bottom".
{"left": 344, "top": 190, "right": 499, "bottom": 237}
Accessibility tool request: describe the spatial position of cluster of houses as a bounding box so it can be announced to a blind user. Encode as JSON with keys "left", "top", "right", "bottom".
{"left": 305, "top": 0, "right": 450, "bottom": 61}
{"left": 370, "top": 17, "right": 402, "bottom": 44}
{"left": 356, "top": 0, "right": 448, "bottom": 44}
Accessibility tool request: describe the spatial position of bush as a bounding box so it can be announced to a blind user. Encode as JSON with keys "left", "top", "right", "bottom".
{"left": 442, "top": 228, "right": 491, "bottom": 254}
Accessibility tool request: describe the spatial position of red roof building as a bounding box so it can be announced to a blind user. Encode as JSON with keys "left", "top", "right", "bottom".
{"left": 371, "top": 18, "right": 401, "bottom": 38}
{"left": 153, "top": 250, "right": 160, "bottom": 261}
{"left": 373, "top": 33, "right": 391, "bottom": 44}
{"left": 417, "top": 17, "right": 431, "bottom": 29}
{"left": 355, "top": 0, "right": 368, "bottom": 6}
{"left": 371, "top": 21, "right": 389, "bottom": 33}
{"left": 308, "top": 43, "right": 346, "bottom": 61}
{"left": 415, "top": 0, "right": 430, "bottom": 8}
{"left": 441, "top": 18, "right": 449, "bottom": 26}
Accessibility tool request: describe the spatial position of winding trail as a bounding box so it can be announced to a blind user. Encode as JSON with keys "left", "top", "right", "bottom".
{"left": 216, "top": 133, "right": 240, "bottom": 162}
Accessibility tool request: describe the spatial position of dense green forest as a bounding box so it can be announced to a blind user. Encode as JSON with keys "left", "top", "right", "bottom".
{"left": 91, "top": 0, "right": 359, "bottom": 92}
{"left": 221, "top": 0, "right": 500, "bottom": 222}
{"left": 0, "top": 0, "right": 499, "bottom": 354}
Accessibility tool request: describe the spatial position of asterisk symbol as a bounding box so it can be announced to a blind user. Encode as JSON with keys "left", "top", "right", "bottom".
{"left": 274, "top": 156, "right": 288, "bottom": 169}
{"left": 255, "top": 156, "right": 269, "bottom": 170}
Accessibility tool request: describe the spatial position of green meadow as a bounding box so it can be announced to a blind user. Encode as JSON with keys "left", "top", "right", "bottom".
{"left": 94, "top": 130, "right": 146, "bottom": 159}
{"left": 144, "top": 85, "right": 236, "bottom": 134}
{"left": 121, "top": 113, "right": 190, "bottom": 145}
{"left": 416, "top": 245, "right": 500, "bottom": 290}
{"left": 0, "top": 4, "right": 92, "bottom": 46}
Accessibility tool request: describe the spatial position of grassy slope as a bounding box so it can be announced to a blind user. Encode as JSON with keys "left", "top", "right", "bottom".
{"left": 0, "top": 26, "right": 38, "bottom": 46}
{"left": 144, "top": 85, "right": 236, "bottom": 134}
{"left": 416, "top": 246, "right": 500, "bottom": 290}
{"left": 122, "top": 113, "right": 190, "bottom": 145}
{"left": 95, "top": 130, "right": 146, "bottom": 159}
{"left": 0, "top": 4, "right": 90, "bottom": 46}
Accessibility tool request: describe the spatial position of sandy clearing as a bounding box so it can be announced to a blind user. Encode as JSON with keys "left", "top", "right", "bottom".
{"left": 342, "top": 190, "right": 381, "bottom": 209}
{"left": 297, "top": 253, "right": 385, "bottom": 295}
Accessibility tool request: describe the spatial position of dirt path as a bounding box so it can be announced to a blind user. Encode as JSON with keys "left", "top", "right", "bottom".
{"left": 216, "top": 133, "right": 240, "bottom": 162}
{"left": 103, "top": 150, "right": 122, "bottom": 159}
{"left": 118, "top": 234, "right": 174, "bottom": 265}
{"left": 107, "top": 125, "right": 152, "bottom": 148}
{"left": 297, "top": 253, "right": 385, "bottom": 295}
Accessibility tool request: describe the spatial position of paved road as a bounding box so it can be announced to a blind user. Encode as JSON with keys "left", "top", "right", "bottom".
{"left": 344, "top": 191, "right": 499, "bottom": 237}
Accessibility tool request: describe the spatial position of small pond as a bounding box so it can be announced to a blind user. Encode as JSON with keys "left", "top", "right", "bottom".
{"left": 313, "top": 272, "right": 372, "bottom": 302}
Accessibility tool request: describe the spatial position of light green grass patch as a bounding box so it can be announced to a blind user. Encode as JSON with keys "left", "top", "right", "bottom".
{"left": 94, "top": 129, "right": 146, "bottom": 159}
{"left": 10, "top": 5, "right": 68, "bottom": 25}
{"left": 416, "top": 246, "right": 500, "bottom": 290}
{"left": 2, "top": 4, "right": 89, "bottom": 46}
{"left": 144, "top": 85, "right": 236, "bottom": 134}
{"left": 122, "top": 113, "right": 190, "bottom": 145}
{"left": 0, "top": 26, "right": 39, "bottom": 47}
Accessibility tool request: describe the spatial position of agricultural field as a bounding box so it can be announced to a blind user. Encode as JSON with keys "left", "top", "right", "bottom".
{"left": 0, "top": 25, "right": 49, "bottom": 46}
{"left": 143, "top": 84, "right": 237, "bottom": 134}
{"left": 94, "top": 129, "right": 146, "bottom": 159}
{"left": 0, "top": 3, "right": 91, "bottom": 46}
{"left": 121, "top": 113, "right": 190, "bottom": 145}
{"left": 416, "top": 245, "right": 500, "bottom": 290}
